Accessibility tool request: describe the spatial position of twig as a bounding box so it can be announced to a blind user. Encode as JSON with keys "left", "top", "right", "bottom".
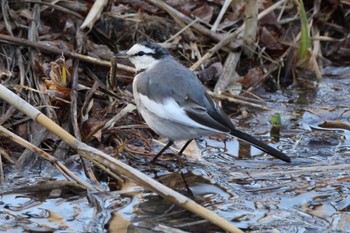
{"left": 211, "top": 0, "right": 232, "bottom": 32}
{"left": 0, "top": 153, "right": 3, "bottom": 183}
{"left": 71, "top": 59, "right": 82, "bottom": 141}
{"left": 104, "top": 103, "right": 137, "bottom": 129}
{"left": 0, "top": 34, "right": 135, "bottom": 73}
{"left": 0, "top": 147, "right": 15, "bottom": 164}
{"left": 207, "top": 90, "right": 272, "bottom": 111}
{"left": 164, "top": 19, "right": 199, "bottom": 43}
{"left": 71, "top": 29, "right": 99, "bottom": 184}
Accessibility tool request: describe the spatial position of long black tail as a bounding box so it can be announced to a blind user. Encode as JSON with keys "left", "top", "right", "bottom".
{"left": 230, "top": 127, "right": 291, "bottom": 163}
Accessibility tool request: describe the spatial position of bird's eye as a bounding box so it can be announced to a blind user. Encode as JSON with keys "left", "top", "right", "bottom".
{"left": 137, "top": 51, "right": 145, "bottom": 56}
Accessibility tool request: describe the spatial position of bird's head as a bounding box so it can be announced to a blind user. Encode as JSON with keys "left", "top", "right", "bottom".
{"left": 116, "top": 42, "right": 170, "bottom": 71}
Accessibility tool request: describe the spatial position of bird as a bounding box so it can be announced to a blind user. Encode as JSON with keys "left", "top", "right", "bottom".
{"left": 116, "top": 41, "right": 291, "bottom": 163}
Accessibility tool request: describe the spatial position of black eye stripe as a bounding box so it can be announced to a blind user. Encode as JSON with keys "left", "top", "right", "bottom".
{"left": 138, "top": 42, "right": 170, "bottom": 59}
{"left": 133, "top": 52, "right": 155, "bottom": 57}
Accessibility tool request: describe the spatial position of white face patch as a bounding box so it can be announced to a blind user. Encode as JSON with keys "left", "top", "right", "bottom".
{"left": 126, "top": 44, "right": 159, "bottom": 71}
{"left": 127, "top": 44, "right": 154, "bottom": 55}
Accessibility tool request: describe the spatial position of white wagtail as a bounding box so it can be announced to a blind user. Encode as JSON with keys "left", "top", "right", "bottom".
{"left": 116, "top": 42, "right": 291, "bottom": 163}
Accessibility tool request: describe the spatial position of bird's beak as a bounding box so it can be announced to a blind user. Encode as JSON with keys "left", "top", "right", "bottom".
{"left": 115, "top": 51, "right": 129, "bottom": 59}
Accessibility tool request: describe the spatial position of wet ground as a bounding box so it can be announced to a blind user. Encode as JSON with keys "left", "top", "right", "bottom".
{"left": 1, "top": 66, "right": 350, "bottom": 232}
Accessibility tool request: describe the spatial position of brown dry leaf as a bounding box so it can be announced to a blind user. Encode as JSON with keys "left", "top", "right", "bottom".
{"left": 33, "top": 59, "right": 45, "bottom": 75}
{"left": 44, "top": 87, "right": 71, "bottom": 107}
{"left": 192, "top": 4, "right": 213, "bottom": 23}
{"left": 226, "top": 2, "right": 245, "bottom": 22}
{"left": 16, "top": 123, "right": 28, "bottom": 140}
{"left": 259, "top": 1, "right": 280, "bottom": 28}
{"left": 81, "top": 101, "right": 108, "bottom": 140}
{"left": 238, "top": 67, "right": 264, "bottom": 89}
{"left": 82, "top": 118, "right": 105, "bottom": 141}
{"left": 260, "top": 26, "right": 283, "bottom": 50}
{"left": 176, "top": 1, "right": 202, "bottom": 15}
{"left": 87, "top": 41, "right": 114, "bottom": 60}
{"left": 196, "top": 62, "right": 223, "bottom": 83}
{"left": 120, "top": 0, "right": 159, "bottom": 13}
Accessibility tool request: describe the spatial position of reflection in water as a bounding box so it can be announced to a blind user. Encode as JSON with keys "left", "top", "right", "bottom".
{"left": 0, "top": 193, "right": 94, "bottom": 232}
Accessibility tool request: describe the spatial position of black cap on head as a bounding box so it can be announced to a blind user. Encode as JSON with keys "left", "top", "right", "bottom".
{"left": 140, "top": 41, "right": 170, "bottom": 59}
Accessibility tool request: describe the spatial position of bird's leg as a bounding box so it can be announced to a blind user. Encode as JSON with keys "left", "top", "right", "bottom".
{"left": 180, "top": 170, "right": 194, "bottom": 197}
{"left": 174, "top": 139, "right": 193, "bottom": 167}
{"left": 151, "top": 140, "right": 174, "bottom": 163}
{"left": 178, "top": 139, "right": 193, "bottom": 156}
